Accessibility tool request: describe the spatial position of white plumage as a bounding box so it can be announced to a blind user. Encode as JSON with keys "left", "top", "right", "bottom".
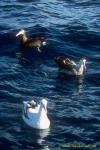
{"left": 22, "top": 99, "right": 50, "bottom": 129}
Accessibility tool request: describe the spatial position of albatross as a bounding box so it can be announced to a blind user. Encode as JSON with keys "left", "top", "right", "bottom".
{"left": 22, "top": 98, "right": 50, "bottom": 129}
{"left": 55, "top": 56, "right": 86, "bottom": 76}
{"left": 16, "top": 29, "right": 47, "bottom": 52}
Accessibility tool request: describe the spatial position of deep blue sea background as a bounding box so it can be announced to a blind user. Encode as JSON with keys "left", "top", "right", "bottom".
{"left": 0, "top": 0, "right": 100, "bottom": 150}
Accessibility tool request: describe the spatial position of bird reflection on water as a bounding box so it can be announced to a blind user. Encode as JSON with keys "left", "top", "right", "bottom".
{"left": 36, "top": 129, "right": 50, "bottom": 150}
{"left": 22, "top": 126, "right": 50, "bottom": 150}
{"left": 55, "top": 71, "right": 86, "bottom": 96}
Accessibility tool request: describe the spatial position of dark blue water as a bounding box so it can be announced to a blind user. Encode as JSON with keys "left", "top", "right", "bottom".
{"left": 0, "top": 0, "right": 100, "bottom": 150}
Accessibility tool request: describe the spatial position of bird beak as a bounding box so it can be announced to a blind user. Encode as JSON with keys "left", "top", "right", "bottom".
{"left": 16, "top": 32, "right": 20, "bottom": 37}
{"left": 16, "top": 30, "right": 25, "bottom": 37}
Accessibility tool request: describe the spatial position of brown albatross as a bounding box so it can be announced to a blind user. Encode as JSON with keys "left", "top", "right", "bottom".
{"left": 16, "top": 29, "right": 47, "bottom": 52}
{"left": 55, "top": 56, "right": 86, "bottom": 76}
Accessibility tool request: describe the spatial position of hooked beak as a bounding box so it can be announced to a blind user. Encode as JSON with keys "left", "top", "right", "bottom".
{"left": 16, "top": 32, "right": 20, "bottom": 37}
{"left": 16, "top": 29, "right": 25, "bottom": 37}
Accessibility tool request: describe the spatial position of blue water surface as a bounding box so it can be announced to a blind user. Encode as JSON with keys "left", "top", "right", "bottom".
{"left": 0, "top": 0, "right": 100, "bottom": 150}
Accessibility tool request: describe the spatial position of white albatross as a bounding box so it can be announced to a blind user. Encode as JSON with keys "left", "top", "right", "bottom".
{"left": 55, "top": 56, "right": 86, "bottom": 76}
{"left": 22, "top": 99, "right": 50, "bottom": 129}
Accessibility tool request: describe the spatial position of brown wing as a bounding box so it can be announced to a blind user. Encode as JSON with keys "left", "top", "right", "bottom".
{"left": 63, "top": 58, "right": 77, "bottom": 71}
{"left": 55, "top": 56, "right": 67, "bottom": 68}
{"left": 55, "top": 56, "right": 77, "bottom": 72}
{"left": 25, "top": 38, "right": 42, "bottom": 47}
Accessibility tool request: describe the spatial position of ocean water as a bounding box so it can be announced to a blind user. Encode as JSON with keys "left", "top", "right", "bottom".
{"left": 0, "top": 0, "right": 100, "bottom": 150}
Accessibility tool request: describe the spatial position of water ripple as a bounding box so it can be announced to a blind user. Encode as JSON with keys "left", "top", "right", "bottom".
{"left": 0, "top": 0, "right": 100, "bottom": 150}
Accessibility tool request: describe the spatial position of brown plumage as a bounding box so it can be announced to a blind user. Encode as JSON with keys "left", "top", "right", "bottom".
{"left": 16, "top": 29, "right": 47, "bottom": 52}
{"left": 55, "top": 56, "right": 86, "bottom": 76}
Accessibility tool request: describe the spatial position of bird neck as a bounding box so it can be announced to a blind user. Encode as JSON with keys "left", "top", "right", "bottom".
{"left": 38, "top": 104, "right": 47, "bottom": 119}
{"left": 77, "top": 62, "right": 84, "bottom": 75}
{"left": 22, "top": 33, "right": 28, "bottom": 43}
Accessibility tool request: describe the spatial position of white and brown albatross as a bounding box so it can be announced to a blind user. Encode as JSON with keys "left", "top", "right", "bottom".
{"left": 16, "top": 29, "right": 47, "bottom": 52}
{"left": 55, "top": 56, "right": 86, "bottom": 76}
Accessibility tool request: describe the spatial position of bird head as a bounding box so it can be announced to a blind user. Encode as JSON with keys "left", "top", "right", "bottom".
{"left": 54, "top": 56, "right": 66, "bottom": 64}
{"left": 16, "top": 29, "right": 25, "bottom": 37}
{"left": 82, "top": 58, "right": 86, "bottom": 69}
